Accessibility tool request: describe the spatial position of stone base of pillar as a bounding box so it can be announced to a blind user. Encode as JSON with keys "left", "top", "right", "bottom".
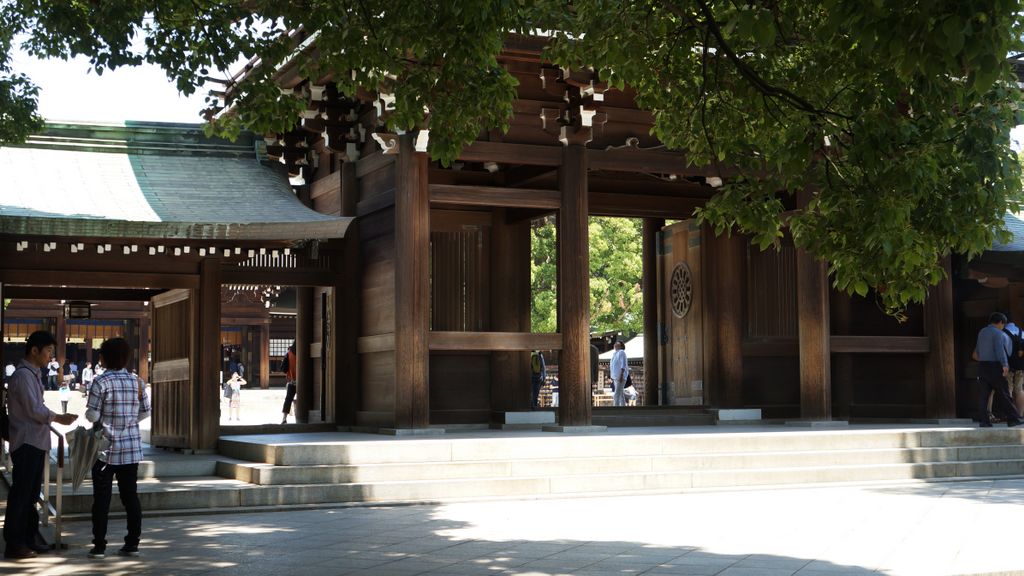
{"left": 541, "top": 425, "right": 608, "bottom": 433}
{"left": 377, "top": 427, "right": 447, "bottom": 436}
{"left": 784, "top": 420, "right": 849, "bottom": 428}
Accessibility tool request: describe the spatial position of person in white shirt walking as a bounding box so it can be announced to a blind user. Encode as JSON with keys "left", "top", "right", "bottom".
{"left": 610, "top": 341, "right": 630, "bottom": 407}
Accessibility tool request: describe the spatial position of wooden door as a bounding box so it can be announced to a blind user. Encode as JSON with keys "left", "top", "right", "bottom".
{"left": 660, "top": 220, "right": 705, "bottom": 405}
{"left": 150, "top": 289, "right": 196, "bottom": 449}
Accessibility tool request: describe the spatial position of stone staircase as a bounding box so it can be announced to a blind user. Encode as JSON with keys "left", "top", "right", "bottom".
{"left": 32, "top": 426, "right": 1024, "bottom": 517}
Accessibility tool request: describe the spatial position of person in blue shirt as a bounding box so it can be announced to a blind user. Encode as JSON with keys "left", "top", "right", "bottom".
{"left": 975, "top": 312, "right": 1024, "bottom": 427}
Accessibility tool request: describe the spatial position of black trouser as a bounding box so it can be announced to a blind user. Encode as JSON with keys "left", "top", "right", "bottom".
{"left": 91, "top": 461, "right": 141, "bottom": 551}
{"left": 282, "top": 381, "right": 297, "bottom": 415}
{"left": 3, "top": 444, "right": 45, "bottom": 552}
{"left": 978, "top": 362, "right": 1022, "bottom": 425}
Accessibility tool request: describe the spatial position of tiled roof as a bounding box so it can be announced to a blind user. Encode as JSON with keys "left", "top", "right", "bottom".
{"left": 0, "top": 122, "right": 350, "bottom": 241}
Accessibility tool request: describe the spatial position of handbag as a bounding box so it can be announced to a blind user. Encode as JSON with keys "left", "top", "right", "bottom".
{"left": 223, "top": 382, "right": 232, "bottom": 398}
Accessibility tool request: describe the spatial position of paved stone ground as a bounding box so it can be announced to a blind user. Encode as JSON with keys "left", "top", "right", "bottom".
{"left": 3, "top": 477, "right": 1024, "bottom": 575}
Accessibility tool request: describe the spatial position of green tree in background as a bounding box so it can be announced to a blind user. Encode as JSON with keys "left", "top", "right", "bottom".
{"left": 2, "top": 1, "right": 1022, "bottom": 316}
{"left": 531, "top": 216, "right": 643, "bottom": 335}
{"left": 588, "top": 218, "right": 643, "bottom": 336}
{"left": 531, "top": 216, "right": 558, "bottom": 334}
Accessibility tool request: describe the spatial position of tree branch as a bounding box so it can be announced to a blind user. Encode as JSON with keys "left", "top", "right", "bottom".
{"left": 666, "top": 0, "right": 853, "bottom": 122}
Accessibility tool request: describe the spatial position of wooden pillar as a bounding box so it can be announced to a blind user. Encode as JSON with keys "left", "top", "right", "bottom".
{"left": 259, "top": 323, "right": 270, "bottom": 389}
{"left": 394, "top": 133, "right": 430, "bottom": 428}
{"left": 55, "top": 313, "right": 66, "bottom": 384}
{"left": 642, "top": 218, "right": 663, "bottom": 405}
{"left": 831, "top": 293, "right": 853, "bottom": 419}
{"left": 925, "top": 256, "right": 956, "bottom": 418}
{"left": 138, "top": 315, "right": 150, "bottom": 386}
{"left": 196, "top": 257, "right": 221, "bottom": 451}
{"left": 296, "top": 287, "right": 314, "bottom": 423}
{"left": 717, "top": 231, "right": 745, "bottom": 408}
{"left": 491, "top": 208, "right": 531, "bottom": 412}
{"left": 558, "top": 144, "right": 591, "bottom": 426}
{"left": 796, "top": 246, "right": 831, "bottom": 420}
{"left": 336, "top": 161, "right": 360, "bottom": 425}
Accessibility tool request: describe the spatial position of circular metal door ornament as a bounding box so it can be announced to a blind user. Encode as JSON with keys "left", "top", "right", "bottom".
{"left": 670, "top": 262, "right": 693, "bottom": 318}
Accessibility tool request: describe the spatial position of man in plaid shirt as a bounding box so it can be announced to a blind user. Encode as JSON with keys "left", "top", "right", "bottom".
{"left": 84, "top": 337, "right": 150, "bottom": 559}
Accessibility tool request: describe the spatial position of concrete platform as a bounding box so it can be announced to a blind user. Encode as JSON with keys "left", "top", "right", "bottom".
{"left": 23, "top": 423, "right": 1024, "bottom": 519}
{"left": 4, "top": 478, "right": 1024, "bottom": 575}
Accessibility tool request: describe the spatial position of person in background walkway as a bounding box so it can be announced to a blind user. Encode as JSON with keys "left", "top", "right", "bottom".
{"left": 80, "top": 362, "right": 94, "bottom": 397}
{"left": 68, "top": 360, "right": 79, "bottom": 390}
{"left": 85, "top": 337, "right": 150, "bottom": 559}
{"left": 975, "top": 312, "right": 1024, "bottom": 428}
{"left": 281, "top": 342, "right": 297, "bottom": 424}
{"left": 46, "top": 357, "right": 60, "bottom": 390}
{"left": 58, "top": 380, "right": 70, "bottom": 413}
{"left": 530, "top": 350, "right": 546, "bottom": 409}
{"left": 610, "top": 341, "right": 629, "bottom": 407}
{"left": 3, "top": 331, "right": 77, "bottom": 560}
{"left": 225, "top": 372, "right": 245, "bottom": 421}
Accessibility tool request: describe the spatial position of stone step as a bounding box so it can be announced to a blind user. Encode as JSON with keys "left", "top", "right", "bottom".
{"left": 49, "top": 457, "right": 1024, "bottom": 514}
{"left": 216, "top": 444, "right": 1024, "bottom": 485}
{"left": 217, "top": 428, "right": 1024, "bottom": 466}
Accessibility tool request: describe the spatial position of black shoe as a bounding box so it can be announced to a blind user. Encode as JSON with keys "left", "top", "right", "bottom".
{"left": 117, "top": 546, "right": 139, "bottom": 557}
{"left": 4, "top": 547, "right": 37, "bottom": 560}
{"left": 1009, "top": 420, "right": 1024, "bottom": 427}
{"left": 980, "top": 422, "right": 994, "bottom": 427}
{"left": 28, "top": 543, "right": 51, "bottom": 554}
{"left": 88, "top": 547, "right": 106, "bottom": 559}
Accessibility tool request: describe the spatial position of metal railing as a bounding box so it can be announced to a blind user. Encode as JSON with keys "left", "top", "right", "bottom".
{"left": 0, "top": 426, "right": 67, "bottom": 550}
{"left": 40, "top": 426, "right": 67, "bottom": 549}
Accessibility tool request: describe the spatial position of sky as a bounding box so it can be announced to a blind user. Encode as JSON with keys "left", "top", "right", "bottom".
{"left": 11, "top": 49, "right": 210, "bottom": 124}
{"left": 12, "top": 49, "right": 1024, "bottom": 149}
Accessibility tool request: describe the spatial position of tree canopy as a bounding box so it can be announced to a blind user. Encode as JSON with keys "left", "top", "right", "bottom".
{"left": 531, "top": 216, "right": 644, "bottom": 335}
{"left": 2, "top": 1, "right": 1023, "bottom": 315}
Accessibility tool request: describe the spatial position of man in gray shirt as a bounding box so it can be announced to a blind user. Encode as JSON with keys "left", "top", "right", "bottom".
{"left": 975, "top": 312, "right": 1024, "bottom": 427}
{"left": 3, "top": 331, "right": 77, "bottom": 560}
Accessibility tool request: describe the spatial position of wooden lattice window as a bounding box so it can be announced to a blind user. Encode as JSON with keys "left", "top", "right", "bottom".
{"left": 430, "top": 228, "right": 489, "bottom": 331}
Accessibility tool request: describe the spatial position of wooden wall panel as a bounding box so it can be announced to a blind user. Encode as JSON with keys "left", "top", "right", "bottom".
{"left": 490, "top": 210, "right": 531, "bottom": 413}
{"left": 429, "top": 352, "right": 490, "bottom": 411}
{"left": 430, "top": 229, "right": 489, "bottom": 331}
{"left": 746, "top": 246, "right": 798, "bottom": 338}
{"left": 311, "top": 173, "right": 342, "bottom": 216}
{"left": 360, "top": 351, "right": 396, "bottom": 413}
{"left": 361, "top": 234, "right": 395, "bottom": 336}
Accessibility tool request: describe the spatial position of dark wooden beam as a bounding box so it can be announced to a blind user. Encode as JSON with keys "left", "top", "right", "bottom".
{"left": 355, "top": 151, "right": 396, "bottom": 178}
{"left": 0, "top": 269, "right": 199, "bottom": 289}
{"left": 296, "top": 287, "right": 314, "bottom": 423}
{"left": 796, "top": 246, "right": 831, "bottom": 420}
{"left": 1, "top": 286, "right": 163, "bottom": 301}
{"left": 558, "top": 144, "right": 592, "bottom": 426}
{"left": 924, "top": 256, "right": 956, "bottom": 418}
{"left": 829, "top": 335, "right": 930, "bottom": 354}
{"left": 337, "top": 161, "right": 360, "bottom": 425}
{"left": 221, "top": 267, "right": 337, "bottom": 287}
{"left": 430, "top": 331, "right": 562, "bottom": 351}
{"left": 590, "top": 192, "right": 704, "bottom": 220}
{"left": 459, "top": 141, "right": 564, "bottom": 166}
{"left": 717, "top": 231, "right": 745, "bottom": 408}
{"left": 588, "top": 148, "right": 718, "bottom": 176}
{"left": 394, "top": 133, "right": 431, "bottom": 428}
{"left": 197, "top": 258, "right": 221, "bottom": 451}
{"left": 642, "top": 218, "right": 663, "bottom": 406}
{"left": 430, "top": 184, "right": 560, "bottom": 210}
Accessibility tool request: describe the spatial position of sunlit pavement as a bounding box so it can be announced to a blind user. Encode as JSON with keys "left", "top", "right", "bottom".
{"left": 3, "top": 477, "right": 1024, "bottom": 575}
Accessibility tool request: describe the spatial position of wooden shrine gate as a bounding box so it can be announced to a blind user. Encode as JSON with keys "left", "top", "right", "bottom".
{"left": 660, "top": 220, "right": 705, "bottom": 406}
{"left": 149, "top": 273, "right": 219, "bottom": 453}
{"left": 149, "top": 289, "right": 195, "bottom": 448}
